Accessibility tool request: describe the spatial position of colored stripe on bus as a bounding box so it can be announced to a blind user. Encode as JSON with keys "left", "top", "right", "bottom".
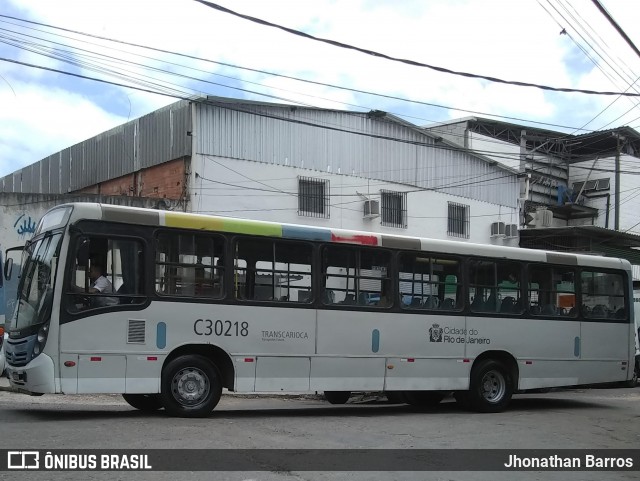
{"left": 157, "top": 322, "right": 167, "bottom": 349}
{"left": 380, "top": 235, "right": 421, "bottom": 250}
{"left": 282, "top": 225, "right": 331, "bottom": 242}
{"left": 331, "top": 233, "right": 379, "bottom": 246}
{"left": 164, "top": 213, "right": 282, "bottom": 237}
{"left": 371, "top": 329, "right": 380, "bottom": 353}
{"left": 102, "top": 206, "right": 160, "bottom": 226}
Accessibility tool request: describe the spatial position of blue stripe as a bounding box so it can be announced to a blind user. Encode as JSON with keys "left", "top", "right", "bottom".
{"left": 157, "top": 322, "right": 167, "bottom": 349}
{"left": 371, "top": 329, "right": 380, "bottom": 353}
{"left": 282, "top": 225, "right": 332, "bottom": 242}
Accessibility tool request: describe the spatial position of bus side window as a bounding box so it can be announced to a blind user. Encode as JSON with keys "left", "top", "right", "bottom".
{"left": 68, "top": 237, "right": 144, "bottom": 310}
{"left": 581, "top": 270, "right": 625, "bottom": 319}
{"left": 234, "top": 238, "right": 312, "bottom": 303}
{"left": 322, "top": 246, "right": 390, "bottom": 308}
{"left": 528, "top": 265, "right": 575, "bottom": 317}
{"left": 155, "top": 232, "right": 224, "bottom": 299}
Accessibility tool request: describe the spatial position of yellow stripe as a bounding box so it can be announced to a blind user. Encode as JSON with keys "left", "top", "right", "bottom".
{"left": 164, "top": 212, "right": 282, "bottom": 237}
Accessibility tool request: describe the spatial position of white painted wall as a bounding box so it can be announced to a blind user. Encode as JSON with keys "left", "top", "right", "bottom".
{"left": 468, "top": 132, "right": 521, "bottom": 171}
{"left": 190, "top": 155, "right": 520, "bottom": 247}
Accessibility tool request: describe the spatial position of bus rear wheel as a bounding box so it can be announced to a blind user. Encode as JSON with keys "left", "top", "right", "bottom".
{"left": 324, "top": 391, "right": 351, "bottom": 404}
{"left": 458, "top": 359, "right": 513, "bottom": 413}
{"left": 122, "top": 394, "right": 163, "bottom": 411}
{"left": 404, "top": 391, "right": 446, "bottom": 407}
{"left": 161, "top": 355, "right": 222, "bottom": 417}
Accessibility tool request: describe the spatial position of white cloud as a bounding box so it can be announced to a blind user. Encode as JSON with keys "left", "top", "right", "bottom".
{"left": 1, "top": 0, "right": 640, "bottom": 178}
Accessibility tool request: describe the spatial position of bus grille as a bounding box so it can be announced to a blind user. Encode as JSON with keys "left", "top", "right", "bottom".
{"left": 6, "top": 350, "right": 28, "bottom": 366}
{"left": 127, "top": 320, "right": 146, "bottom": 344}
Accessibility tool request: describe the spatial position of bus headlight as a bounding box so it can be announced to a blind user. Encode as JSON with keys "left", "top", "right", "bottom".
{"left": 32, "top": 324, "right": 49, "bottom": 359}
{"left": 37, "top": 325, "right": 48, "bottom": 344}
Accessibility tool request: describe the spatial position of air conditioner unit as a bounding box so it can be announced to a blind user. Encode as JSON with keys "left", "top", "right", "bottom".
{"left": 536, "top": 208, "right": 554, "bottom": 227}
{"left": 363, "top": 199, "right": 380, "bottom": 218}
{"left": 505, "top": 224, "right": 519, "bottom": 238}
{"left": 490, "top": 221, "right": 506, "bottom": 238}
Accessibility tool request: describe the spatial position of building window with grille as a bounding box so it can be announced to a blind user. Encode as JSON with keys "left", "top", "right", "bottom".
{"left": 298, "top": 176, "right": 329, "bottom": 218}
{"left": 447, "top": 202, "right": 470, "bottom": 238}
{"left": 381, "top": 190, "right": 407, "bottom": 228}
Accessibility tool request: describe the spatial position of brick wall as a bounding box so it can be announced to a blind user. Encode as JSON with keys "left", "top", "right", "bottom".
{"left": 71, "top": 157, "right": 187, "bottom": 200}
{"left": 139, "top": 158, "right": 185, "bottom": 199}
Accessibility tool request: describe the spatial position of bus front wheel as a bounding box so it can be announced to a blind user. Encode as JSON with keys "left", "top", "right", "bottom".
{"left": 161, "top": 355, "right": 222, "bottom": 417}
{"left": 324, "top": 391, "right": 350, "bottom": 404}
{"left": 457, "top": 359, "right": 513, "bottom": 413}
{"left": 122, "top": 394, "right": 163, "bottom": 411}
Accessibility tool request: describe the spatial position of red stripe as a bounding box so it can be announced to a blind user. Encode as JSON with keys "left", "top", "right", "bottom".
{"left": 331, "top": 233, "right": 378, "bottom": 246}
{"left": 90, "top": 357, "right": 101, "bottom": 362}
{"left": 147, "top": 356, "right": 158, "bottom": 361}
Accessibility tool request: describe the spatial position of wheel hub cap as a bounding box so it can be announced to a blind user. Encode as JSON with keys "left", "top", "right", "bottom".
{"left": 481, "top": 370, "right": 506, "bottom": 403}
{"left": 172, "top": 368, "right": 210, "bottom": 406}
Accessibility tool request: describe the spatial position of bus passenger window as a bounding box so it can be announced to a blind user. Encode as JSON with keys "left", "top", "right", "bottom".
{"left": 234, "top": 239, "right": 312, "bottom": 303}
{"left": 155, "top": 233, "right": 224, "bottom": 299}
{"left": 399, "top": 253, "right": 462, "bottom": 311}
{"left": 528, "top": 265, "right": 575, "bottom": 317}
{"left": 468, "top": 260, "right": 522, "bottom": 314}
{"left": 323, "top": 246, "right": 391, "bottom": 308}
{"left": 581, "top": 271, "right": 626, "bottom": 319}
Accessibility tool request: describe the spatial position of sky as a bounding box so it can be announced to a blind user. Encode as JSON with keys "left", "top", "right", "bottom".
{"left": 0, "top": 0, "right": 639, "bottom": 179}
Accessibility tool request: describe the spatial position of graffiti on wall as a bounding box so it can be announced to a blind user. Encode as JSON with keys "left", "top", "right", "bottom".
{"left": 14, "top": 214, "right": 37, "bottom": 238}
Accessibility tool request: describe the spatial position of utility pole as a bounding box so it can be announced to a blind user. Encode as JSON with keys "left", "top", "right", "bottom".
{"left": 614, "top": 134, "right": 622, "bottom": 231}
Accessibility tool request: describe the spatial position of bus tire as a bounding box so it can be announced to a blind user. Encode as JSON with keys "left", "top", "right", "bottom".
{"left": 324, "top": 391, "right": 350, "bottom": 404}
{"left": 404, "top": 391, "right": 446, "bottom": 407}
{"left": 465, "top": 359, "right": 514, "bottom": 413}
{"left": 122, "top": 394, "right": 163, "bottom": 411}
{"left": 161, "top": 355, "right": 222, "bottom": 417}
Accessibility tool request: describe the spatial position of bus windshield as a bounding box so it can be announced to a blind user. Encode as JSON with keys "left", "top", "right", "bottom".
{"left": 14, "top": 233, "right": 62, "bottom": 330}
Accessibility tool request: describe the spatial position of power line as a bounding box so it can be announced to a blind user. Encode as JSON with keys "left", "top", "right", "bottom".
{"left": 0, "top": 14, "right": 596, "bottom": 132}
{"left": 591, "top": 0, "right": 640, "bottom": 62}
{"left": 194, "top": 0, "right": 640, "bottom": 98}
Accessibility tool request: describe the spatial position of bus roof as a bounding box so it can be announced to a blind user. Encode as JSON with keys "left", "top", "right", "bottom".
{"left": 57, "top": 202, "right": 630, "bottom": 272}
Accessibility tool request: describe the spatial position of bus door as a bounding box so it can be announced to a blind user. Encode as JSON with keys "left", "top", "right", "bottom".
{"left": 313, "top": 246, "right": 390, "bottom": 392}
{"left": 384, "top": 254, "right": 467, "bottom": 391}
{"left": 579, "top": 269, "right": 630, "bottom": 383}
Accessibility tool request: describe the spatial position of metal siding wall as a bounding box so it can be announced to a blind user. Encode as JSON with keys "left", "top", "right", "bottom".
{"left": 140, "top": 108, "right": 171, "bottom": 169}
{"left": 0, "top": 100, "right": 191, "bottom": 195}
{"left": 195, "top": 103, "right": 518, "bottom": 207}
{"left": 125, "top": 122, "right": 138, "bottom": 172}
{"left": 22, "top": 164, "right": 35, "bottom": 193}
{"left": 70, "top": 143, "right": 84, "bottom": 191}
{"left": 40, "top": 156, "right": 50, "bottom": 194}
{"left": 171, "top": 102, "right": 192, "bottom": 159}
{"left": 95, "top": 134, "right": 109, "bottom": 183}
{"left": 49, "top": 154, "right": 60, "bottom": 194}
{"left": 83, "top": 137, "right": 98, "bottom": 188}
{"left": 60, "top": 149, "right": 71, "bottom": 193}
{"left": 12, "top": 171, "right": 20, "bottom": 193}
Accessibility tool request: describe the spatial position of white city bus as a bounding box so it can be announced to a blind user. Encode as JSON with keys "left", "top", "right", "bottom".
{"left": 4, "top": 203, "right": 636, "bottom": 417}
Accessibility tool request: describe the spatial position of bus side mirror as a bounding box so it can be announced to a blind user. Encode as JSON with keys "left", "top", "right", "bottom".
{"left": 4, "top": 257, "right": 13, "bottom": 281}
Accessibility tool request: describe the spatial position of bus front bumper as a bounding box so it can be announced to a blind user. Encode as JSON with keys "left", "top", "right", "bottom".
{"left": 6, "top": 353, "right": 56, "bottom": 394}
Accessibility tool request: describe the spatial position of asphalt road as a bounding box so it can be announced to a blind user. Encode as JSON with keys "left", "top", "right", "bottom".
{"left": 0, "top": 386, "right": 638, "bottom": 481}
